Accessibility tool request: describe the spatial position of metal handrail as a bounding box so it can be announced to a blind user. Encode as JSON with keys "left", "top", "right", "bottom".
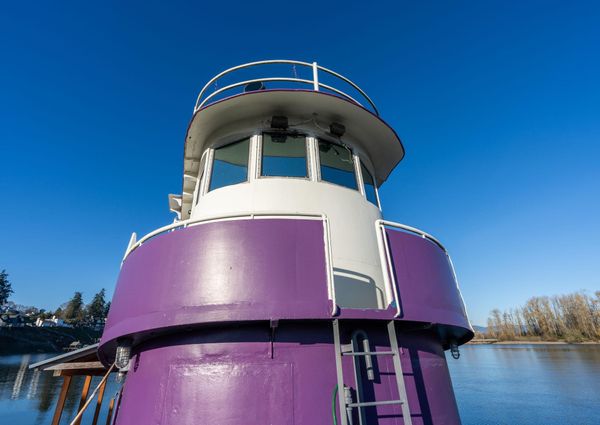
{"left": 376, "top": 219, "right": 472, "bottom": 328}
{"left": 122, "top": 212, "right": 338, "bottom": 316}
{"left": 375, "top": 221, "right": 402, "bottom": 318}
{"left": 194, "top": 60, "right": 379, "bottom": 115}
{"left": 377, "top": 219, "right": 447, "bottom": 252}
{"left": 376, "top": 219, "right": 448, "bottom": 318}
{"left": 121, "top": 214, "right": 468, "bottom": 322}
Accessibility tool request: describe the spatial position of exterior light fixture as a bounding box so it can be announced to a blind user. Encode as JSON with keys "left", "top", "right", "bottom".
{"left": 450, "top": 341, "right": 460, "bottom": 359}
{"left": 270, "top": 115, "right": 289, "bottom": 130}
{"left": 115, "top": 338, "right": 133, "bottom": 370}
{"left": 329, "top": 122, "right": 346, "bottom": 137}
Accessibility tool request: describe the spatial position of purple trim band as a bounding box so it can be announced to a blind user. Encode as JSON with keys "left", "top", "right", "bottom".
{"left": 100, "top": 219, "right": 472, "bottom": 362}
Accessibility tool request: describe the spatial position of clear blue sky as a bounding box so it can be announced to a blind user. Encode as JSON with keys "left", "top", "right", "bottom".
{"left": 1, "top": 1, "right": 599, "bottom": 325}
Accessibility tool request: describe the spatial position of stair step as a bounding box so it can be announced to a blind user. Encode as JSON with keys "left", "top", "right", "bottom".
{"left": 348, "top": 399, "right": 404, "bottom": 408}
{"left": 332, "top": 319, "right": 413, "bottom": 425}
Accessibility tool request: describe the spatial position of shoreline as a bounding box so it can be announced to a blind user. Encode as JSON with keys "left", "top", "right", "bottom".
{"left": 469, "top": 339, "right": 600, "bottom": 345}
{"left": 0, "top": 327, "right": 100, "bottom": 355}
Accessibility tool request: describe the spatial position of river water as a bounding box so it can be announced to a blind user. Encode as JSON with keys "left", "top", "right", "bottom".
{"left": 0, "top": 345, "right": 599, "bottom": 424}
{"left": 0, "top": 353, "right": 121, "bottom": 425}
{"left": 447, "top": 344, "right": 600, "bottom": 425}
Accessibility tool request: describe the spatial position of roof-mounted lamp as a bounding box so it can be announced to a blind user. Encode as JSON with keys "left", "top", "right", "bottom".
{"left": 329, "top": 122, "right": 346, "bottom": 138}
{"left": 270, "top": 115, "right": 289, "bottom": 130}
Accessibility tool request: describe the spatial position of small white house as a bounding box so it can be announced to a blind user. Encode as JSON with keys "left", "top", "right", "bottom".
{"left": 35, "top": 315, "right": 71, "bottom": 328}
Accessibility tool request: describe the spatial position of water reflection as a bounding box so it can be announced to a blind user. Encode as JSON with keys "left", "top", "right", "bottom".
{"left": 447, "top": 344, "right": 600, "bottom": 425}
{"left": 27, "top": 369, "right": 41, "bottom": 400}
{"left": 0, "top": 353, "right": 120, "bottom": 425}
{"left": 37, "top": 369, "right": 58, "bottom": 414}
{"left": 1, "top": 346, "right": 599, "bottom": 425}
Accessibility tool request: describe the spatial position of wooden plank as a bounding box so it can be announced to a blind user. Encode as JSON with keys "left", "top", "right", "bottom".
{"left": 74, "top": 375, "right": 93, "bottom": 425}
{"left": 59, "top": 369, "right": 109, "bottom": 377}
{"left": 46, "top": 361, "right": 106, "bottom": 371}
{"left": 91, "top": 378, "right": 107, "bottom": 425}
{"left": 105, "top": 397, "right": 115, "bottom": 425}
{"left": 51, "top": 375, "right": 72, "bottom": 425}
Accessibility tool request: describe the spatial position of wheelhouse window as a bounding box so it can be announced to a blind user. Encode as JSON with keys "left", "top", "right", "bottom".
{"left": 361, "top": 162, "right": 378, "bottom": 205}
{"left": 209, "top": 138, "right": 250, "bottom": 192}
{"left": 261, "top": 133, "right": 308, "bottom": 178}
{"left": 318, "top": 140, "right": 357, "bottom": 190}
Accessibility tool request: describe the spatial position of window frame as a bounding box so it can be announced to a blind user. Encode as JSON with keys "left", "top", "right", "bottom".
{"left": 206, "top": 137, "right": 252, "bottom": 193}
{"left": 195, "top": 131, "right": 382, "bottom": 210}
{"left": 192, "top": 149, "right": 210, "bottom": 208}
{"left": 258, "top": 132, "right": 311, "bottom": 180}
{"left": 358, "top": 157, "right": 381, "bottom": 209}
{"left": 316, "top": 138, "right": 360, "bottom": 192}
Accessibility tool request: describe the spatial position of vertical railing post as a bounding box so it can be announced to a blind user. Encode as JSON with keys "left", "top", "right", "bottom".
{"left": 74, "top": 375, "right": 93, "bottom": 425}
{"left": 375, "top": 221, "right": 394, "bottom": 310}
{"left": 91, "top": 378, "right": 107, "bottom": 425}
{"left": 312, "top": 62, "right": 319, "bottom": 91}
{"left": 322, "top": 216, "right": 337, "bottom": 316}
{"left": 105, "top": 397, "right": 115, "bottom": 425}
{"left": 122, "top": 232, "right": 137, "bottom": 264}
{"left": 375, "top": 220, "right": 402, "bottom": 318}
{"left": 381, "top": 225, "right": 402, "bottom": 318}
{"left": 51, "top": 375, "right": 72, "bottom": 425}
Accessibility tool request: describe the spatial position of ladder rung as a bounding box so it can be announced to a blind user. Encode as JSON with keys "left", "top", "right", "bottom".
{"left": 348, "top": 399, "right": 404, "bottom": 408}
{"left": 341, "top": 351, "right": 395, "bottom": 356}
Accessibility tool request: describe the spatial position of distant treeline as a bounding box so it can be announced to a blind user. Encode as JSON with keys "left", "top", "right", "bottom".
{"left": 485, "top": 291, "right": 600, "bottom": 342}
{"left": 4, "top": 289, "right": 110, "bottom": 327}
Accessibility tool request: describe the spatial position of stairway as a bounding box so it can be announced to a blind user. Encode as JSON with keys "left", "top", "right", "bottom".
{"left": 332, "top": 320, "right": 412, "bottom": 425}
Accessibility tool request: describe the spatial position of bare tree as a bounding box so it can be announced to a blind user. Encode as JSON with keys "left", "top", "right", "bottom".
{"left": 485, "top": 290, "right": 600, "bottom": 342}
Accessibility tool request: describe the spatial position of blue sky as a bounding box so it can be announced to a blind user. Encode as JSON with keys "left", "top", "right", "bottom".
{"left": 1, "top": 1, "right": 598, "bottom": 325}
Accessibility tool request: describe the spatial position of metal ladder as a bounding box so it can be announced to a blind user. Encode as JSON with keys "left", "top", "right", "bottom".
{"left": 333, "top": 320, "right": 412, "bottom": 425}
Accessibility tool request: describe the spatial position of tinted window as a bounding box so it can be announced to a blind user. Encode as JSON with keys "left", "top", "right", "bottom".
{"left": 261, "top": 133, "right": 307, "bottom": 177}
{"left": 318, "top": 140, "right": 357, "bottom": 190}
{"left": 361, "top": 162, "right": 378, "bottom": 205}
{"left": 209, "top": 138, "right": 250, "bottom": 192}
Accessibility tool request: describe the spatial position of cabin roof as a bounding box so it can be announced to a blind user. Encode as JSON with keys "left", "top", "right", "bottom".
{"left": 174, "top": 89, "right": 404, "bottom": 217}
{"left": 29, "top": 343, "right": 109, "bottom": 376}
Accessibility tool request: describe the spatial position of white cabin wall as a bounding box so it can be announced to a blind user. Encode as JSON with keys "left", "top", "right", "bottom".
{"left": 191, "top": 150, "right": 387, "bottom": 310}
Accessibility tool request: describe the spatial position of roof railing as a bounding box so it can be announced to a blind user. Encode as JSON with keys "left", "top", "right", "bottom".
{"left": 194, "top": 60, "right": 379, "bottom": 115}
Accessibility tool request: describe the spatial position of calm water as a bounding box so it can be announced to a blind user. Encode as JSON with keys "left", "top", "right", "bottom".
{"left": 0, "top": 353, "right": 121, "bottom": 425}
{"left": 0, "top": 345, "right": 598, "bottom": 424}
{"left": 447, "top": 344, "right": 600, "bottom": 425}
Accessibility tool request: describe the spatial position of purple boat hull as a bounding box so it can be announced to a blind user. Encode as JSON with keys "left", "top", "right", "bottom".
{"left": 100, "top": 219, "right": 471, "bottom": 424}
{"left": 115, "top": 324, "right": 460, "bottom": 425}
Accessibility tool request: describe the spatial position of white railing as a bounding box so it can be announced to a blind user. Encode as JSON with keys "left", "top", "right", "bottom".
{"left": 194, "top": 60, "right": 379, "bottom": 115}
{"left": 122, "top": 212, "right": 337, "bottom": 316}
{"left": 376, "top": 219, "right": 450, "bottom": 318}
{"left": 121, "top": 214, "right": 468, "bottom": 322}
{"left": 375, "top": 219, "right": 471, "bottom": 327}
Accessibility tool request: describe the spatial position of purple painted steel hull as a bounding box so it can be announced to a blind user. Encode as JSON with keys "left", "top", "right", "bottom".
{"left": 115, "top": 324, "right": 460, "bottom": 425}
{"left": 100, "top": 219, "right": 470, "bottom": 424}
{"left": 385, "top": 229, "right": 471, "bottom": 342}
{"left": 100, "top": 219, "right": 330, "bottom": 361}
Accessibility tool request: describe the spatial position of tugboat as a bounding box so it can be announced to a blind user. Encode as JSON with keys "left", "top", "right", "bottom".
{"left": 96, "top": 60, "right": 473, "bottom": 424}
